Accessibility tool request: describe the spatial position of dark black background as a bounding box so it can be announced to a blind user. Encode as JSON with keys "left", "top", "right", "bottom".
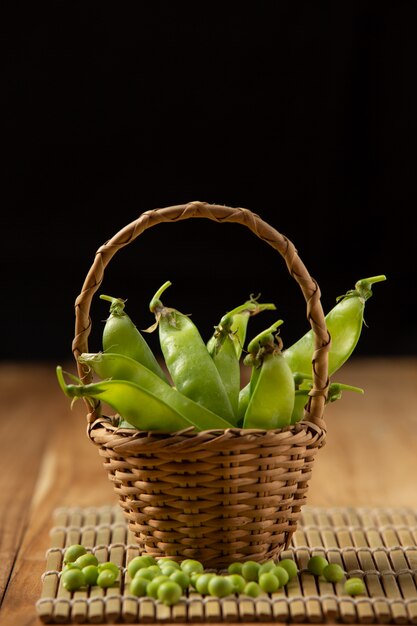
{"left": 3, "top": 2, "right": 417, "bottom": 362}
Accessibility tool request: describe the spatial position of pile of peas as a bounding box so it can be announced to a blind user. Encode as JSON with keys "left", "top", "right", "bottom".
{"left": 60, "top": 545, "right": 366, "bottom": 606}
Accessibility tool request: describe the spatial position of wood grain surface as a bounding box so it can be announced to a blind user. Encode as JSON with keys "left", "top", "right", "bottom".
{"left": 0, "top": 357, "right": 416, "bottom": 625}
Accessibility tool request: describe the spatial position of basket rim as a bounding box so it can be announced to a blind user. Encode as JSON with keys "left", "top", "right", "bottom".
{"left": 87, "top": 412, "right": 327, "bottom": 454}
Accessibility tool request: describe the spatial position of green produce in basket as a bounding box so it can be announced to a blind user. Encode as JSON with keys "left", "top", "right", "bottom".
{"left": 149, "top": 281, "right": 236, "bottom": 423}
{"left": 290, "top": 381, "right": 364, "bottom": 424}
{"left": 207, "top": 297, "right": 276, "bottom": 417}
{"left": 100, "top": 294, "right": 169, "bottom": 383}
{"left": 283, "top": 275, "right": 387, "bottom": 378}
{"left": 243, "top": 321, "right": 295, "bottom": 429}
{"left": 56, "top": 366, "right": 233, "bottom": 432}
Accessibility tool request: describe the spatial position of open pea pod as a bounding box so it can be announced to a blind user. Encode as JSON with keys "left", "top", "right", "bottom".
{"left": 56, "top": 365, "right": 233, "bottom": 432}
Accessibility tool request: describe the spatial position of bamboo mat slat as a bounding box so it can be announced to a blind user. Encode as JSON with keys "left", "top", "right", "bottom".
{"left": 36, "top": 506, "right": 417, "bottom": 624}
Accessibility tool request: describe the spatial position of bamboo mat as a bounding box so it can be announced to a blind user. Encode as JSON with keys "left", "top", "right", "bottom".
{"left": 36, "top": 506, "right": 417, "bottom": 624}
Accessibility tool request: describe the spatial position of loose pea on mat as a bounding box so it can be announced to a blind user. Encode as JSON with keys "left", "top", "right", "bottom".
{"left": 323, "top": 563, "right": 345, "bottom": 583}
{"left": 100, "top": 295, "right": 169, "bottom": 382}
{"left": 77, "top": 352, "right": 234, "bottom": 430}
{"left": 207, "top": 575, "right": 235, "bottom": 598}
{"left": 149, "top": 281, "right": 235, "bottom": 422}
{"left": 307, "top": 555, "right": 329, "bottom": 576}
{"left": 277, "top": 558, "right": 298, "bottom": 580}
{"left": 157, "top": 580, "right": 183, "bottom": 606}
{"left": 127, "top": 555, "right": 157, "bottom": 578}
{"left": 283, "top": 275, "right": 386, "bottom": 378}
{"left": 56, "top": 366, "right": 233, "bottom": 432}
{"left": 243, "top": 321, "right": 295, "bottom": 429}
{"left": 344, "top": 577, "right": 366, "bottom": 596}
{"left": 63, "top": 544, "right": 87, "bottom": 564}
{"left": 61, "top": 568, "right": 86, "bottom": 591}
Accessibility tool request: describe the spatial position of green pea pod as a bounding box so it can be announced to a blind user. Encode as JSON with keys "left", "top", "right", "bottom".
{"left": 100, "top": 294, "right": 169, "bottom": 383}
{"left": 56, "top": 365, "right": 233, "bottom": 432}
{"left": 290, "top": 389, "right": 311, "bottom": 424}
{"left": 237, "top": 383, "right": 251, "bottom": 425}
{"left": 243, "top": 321, "right": 295, "bottom": 430}
{"left": 207, "top": 298, "right": 276, "bottom": 417}
{"left": 149, "top": 281, "right": 236, "bottom": 423}
{"left": 283, "top": 275, "right": 387, "bottom": 377}
{"left": 79, "top": 350, "right": 236, "bottom": 429}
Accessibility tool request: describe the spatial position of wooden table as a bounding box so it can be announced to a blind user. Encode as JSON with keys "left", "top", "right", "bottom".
{"left": 0, "top": 357, "right": 416, "bottom": 625}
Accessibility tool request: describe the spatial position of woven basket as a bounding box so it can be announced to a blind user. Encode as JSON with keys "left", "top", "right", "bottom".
{"left": 73, "top": 201, "right": 331, "bottom": 568}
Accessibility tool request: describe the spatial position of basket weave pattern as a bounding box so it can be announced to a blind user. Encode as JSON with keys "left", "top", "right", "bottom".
{"left": 73, "top": 201, "right": 331, "bottom": 566}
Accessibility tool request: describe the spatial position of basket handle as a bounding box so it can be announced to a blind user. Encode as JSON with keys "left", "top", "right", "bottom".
{"left": 73, "top": 201, "right": 330, "bottom": 430}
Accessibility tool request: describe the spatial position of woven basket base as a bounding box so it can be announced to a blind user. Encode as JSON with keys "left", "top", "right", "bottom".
{"left": 37, "top": 505, "right": 417, "bottom": 624}
{"left": 89, "top": 420, "right": 326, "bottom": 567}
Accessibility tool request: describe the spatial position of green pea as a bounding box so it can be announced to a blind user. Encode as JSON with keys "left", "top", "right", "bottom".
{"left": 75, "top": 553, "right": 98, "bottom": 569}
{"left": 61, "top": 568, "right": 86, "bottom": 591}
{"left": 145, "top": 565, "right": 163, "bottom": 577}
{"left": 226, "top": 574, "right": 246, "bottom": 593}
{"left": 195, "top": 573, "right": 215, "bottom": 595}
{"left": 97, "top": 569, "right": 117, "bottom": 588}
{"left": 207, "top": 575, "right": 235, "bottom": 598}
{"left": 307, "top": 555, "right": 329, "bottom": 576}
{"left": 157, "top": 580, "right": 183, "bottom": 606}
{"left": 283, "top": 275, "right": 386, "bottom": 377}
{"left": 180, "top": 559, "right": 204, "bottom": 576}
{"left": 259, "top": 572, "right": 280, "bottom": 593}
{"left": 130, "top": 575, "right": 149, "bottom": 597}
{"left": 149, "top": 281, "right": 235, "bottom": 422}
{"left": 63, "top": 544, "right": 87, "bottom": 564}
{"left": 227, "top": 562, "right": 243, "bottom": 575}
{"left": 271, "top": 565, "right": 289, "bottom": 587}
{"left": 146, "top": 575, "right": 170, "bottom": 599}
{"left": 241, "top": 560, "right": 261, "bottom": 582}
{"left": 157, "top": 558, "right": 180, "bottom": 570}
{"left": 100, "top": 294, "right": 169, "bottom": 382}
{"left": 97, "top": 561, "right": 119, "bottom": 578}
{"left": 127, "top": 555, "right": 157, "bottom": 578}
{"left": 344, "top": 577, "right": 366, "bottom": 596}
{"left": 243, "top": 581, "right": 261, "bottom": 597}
{"left": 276, "top": 559, "right": 298, "bottom": 580}
{"left": 169, "top": 569, "right": 191, "bottom": 590}
{"left": 82, "top": 565, "right": 99, "bottom": 586}
{"left": 258, "top": 560, "right": 276, "bottom": 575}
{"left": 133, "top": 568, "right": 154, "bottom": 581}
{"left": 323, "top": 563, "right": 345, "bottom": 583}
